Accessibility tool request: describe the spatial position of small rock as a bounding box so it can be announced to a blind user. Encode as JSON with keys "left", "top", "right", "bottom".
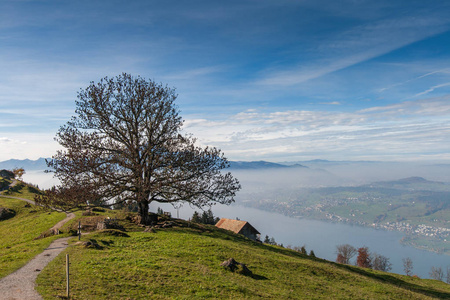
{"left": 220, "top": 258, "right": 252, "bottom": 276}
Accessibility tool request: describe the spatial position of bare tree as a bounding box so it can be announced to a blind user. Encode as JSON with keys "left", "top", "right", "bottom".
{"left": 40, "top": 73, "right": 241, "bottom": 224}
{"left": 371, "top": 253, "right": 392, "bottom": 272}
{"left": 446, "top": 266, "right": 450, "bottom": 284}
{"left": 336, "top": 244, "right": 357, "bottom": 265}
{"left": 36, "top": 183, "right": 103, "bottom": 211}
{"left": 402, "top": 257, "right": 413, "bottom": 276}
{"left": 429, "top": 266, "right": 444, "bottom": 281}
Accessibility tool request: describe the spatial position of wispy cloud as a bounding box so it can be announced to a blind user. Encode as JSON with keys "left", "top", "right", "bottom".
{"left": 255, "top": 14, "right": 450, "bottom": 87}
{"left": 185, "top": 97, "right": 450, "bottom": 161}
{"left": 378, "top": 69, "right": 450, "bottom": 93}
{"left": 414, "top": 82, "right": 450, "bottom": 97}
{"left": 162, "top": 66, "right": 228, "bottom": 81}
{"left": 319, "top": 101, "right": 341, "bottom": 105}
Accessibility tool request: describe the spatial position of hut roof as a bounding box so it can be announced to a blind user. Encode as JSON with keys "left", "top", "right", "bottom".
{"left": 215, "top": 218, "right": 260, "bottom": 235}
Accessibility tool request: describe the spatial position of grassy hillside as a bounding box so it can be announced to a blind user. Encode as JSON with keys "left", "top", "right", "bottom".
{"left": 0, "top": 179, "right": 42, "bottom": 200}
{"left": 1, "top": 175, "right": 448, "bottom": 299}
{"left": 36, "top": 217, "right": 450, "bottom": 299}
{"left": 0, "top": 174, "right": 66, "bottom": 278}
{"left": 0, "top": 196, "right": 66, "bottom": 278}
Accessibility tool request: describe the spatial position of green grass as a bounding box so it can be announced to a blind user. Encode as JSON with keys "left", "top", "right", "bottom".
{"left": 1, "top": 175, "right": 449, "bottom": 299}
{"left": 36, "top": 219, "right": 450, "bottom": 299}
{"left": 2, "top": 181, "right": 42, "bottom": 200}
{"left": 0, "top": 196, "right": 66, "bottom": 278}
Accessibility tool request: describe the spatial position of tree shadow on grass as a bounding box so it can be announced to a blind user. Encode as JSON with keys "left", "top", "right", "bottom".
{"left": 336, "top": 263, "right": 450, "bottom": 299}
{"left": 250, "top": 273, "right": 268, "bottom": 280}
{"left": 99, "top": 239, "right": 114, "bottom": 247}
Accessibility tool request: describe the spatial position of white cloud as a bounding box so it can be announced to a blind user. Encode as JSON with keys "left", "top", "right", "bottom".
{"left": 359, "top": 97, "right": 450, "bottom": 116}
{"left": 0, "top": 133, "right": 59, "bottom": 162}
{"left": 320, "top": 101, "right": 341, "bottom": 105}
{"left": 0, "top": 137, "right": 14, "bottom": 143}
{"left": 185, "top": 97, "right": 450, "bottom": 161}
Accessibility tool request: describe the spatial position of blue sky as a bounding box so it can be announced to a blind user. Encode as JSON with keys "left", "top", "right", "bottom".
{"left": 1, "top": 0, "right": 450, "bottom": 162}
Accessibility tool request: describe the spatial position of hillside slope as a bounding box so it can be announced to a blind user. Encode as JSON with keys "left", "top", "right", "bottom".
{"left": 36, "top": 218, "right": 450, "bottom": 299}
{"left": 0, "top": 197, "right": 66, "bottom": 278}
{"left": 1, "top": 174, "right": 448, "bottom": 299}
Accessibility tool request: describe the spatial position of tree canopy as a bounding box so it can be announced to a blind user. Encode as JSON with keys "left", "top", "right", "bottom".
{"left": 356, "top": 247, "right": 372, "bottom": 269}
{"left": 39, "top": 73, "right": 241, "bottom": 224}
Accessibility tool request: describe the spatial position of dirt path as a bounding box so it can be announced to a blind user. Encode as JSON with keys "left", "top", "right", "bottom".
{"left": 0, "top": 195, "right": 76, "bottom": 300}
{"left": 0, "top": 237, "right": 71, "bottom": 300}
{"left": 0, "top": 195, "right": 76, "bottom": 227}
{"left": 0, "top": 194, "right": 40, "bottom": 206}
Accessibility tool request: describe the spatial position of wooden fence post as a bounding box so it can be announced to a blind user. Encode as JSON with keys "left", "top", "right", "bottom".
{"left": 78, "top": 221, "right": 81, "bottom": 240}
{"left": 66, "top": 254, "right": 70, "bottom": 298}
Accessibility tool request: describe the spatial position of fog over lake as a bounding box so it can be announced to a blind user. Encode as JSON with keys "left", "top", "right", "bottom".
{"left": 22, "top": 161, "right": 450, "bottom": 280}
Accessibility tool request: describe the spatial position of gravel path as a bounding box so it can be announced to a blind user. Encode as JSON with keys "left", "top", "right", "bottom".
{"left": 0, "top": 194, "right": 35, "bottom": 205}
{"left": 0, "top": 195, "right": 76, "bottom": 300}
{"left": 0, "top": 237, "right": 71, "bottom": 300}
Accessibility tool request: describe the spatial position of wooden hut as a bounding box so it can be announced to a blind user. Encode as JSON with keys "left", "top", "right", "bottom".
{"left": 215, "top": 218, "right": 260, "bottom": 241}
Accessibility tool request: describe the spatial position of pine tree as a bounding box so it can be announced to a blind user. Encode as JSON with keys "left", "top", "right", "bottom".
{"left": 191, "top": 211, "right": 201, "bottom": 223}
{"left": 301, "top": 246, "right": 307, "bottom": 255}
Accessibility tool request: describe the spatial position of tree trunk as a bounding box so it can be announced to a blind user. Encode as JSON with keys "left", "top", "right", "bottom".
{"left": 138, "top": 201, "right": 150, "bottom": 225}
{"left": 138, "top": 201, "right": 157, "bottom": 225}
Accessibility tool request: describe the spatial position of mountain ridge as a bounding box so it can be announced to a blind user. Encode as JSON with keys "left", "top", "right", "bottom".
{"left": 0, "top": 158, "right": 49, "bottom": 171}
{"left": 0, "top": 158, "right": 310, "bottom": 171}
{"left": 229, "top": 160, "right": 307, "bottom": 170}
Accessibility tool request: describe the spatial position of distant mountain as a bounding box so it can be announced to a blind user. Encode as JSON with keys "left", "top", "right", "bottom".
{"left": 229, "top": 161, "right": 307, "bottom": 170}
{"left": 390, "top": 177, "right": 430, "bottom": 184}
{"left": 363, "top": 176, "right": 450, "bottom": 192}
{"left": 293, "top": 159, "right": 381, "bottom": 166}
{"left": 0, "top": 158, "right": 49, "bottom": 171}
{"left": 370, "top": 176, "right": 430, "bottom": 186}
{"left": 1, "top": 158, "right": 309, "bottom": 171}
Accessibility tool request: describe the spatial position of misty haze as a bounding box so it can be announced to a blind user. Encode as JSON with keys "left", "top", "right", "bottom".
{"left": 13, "top": 158, "right": 449, "bottom": 279}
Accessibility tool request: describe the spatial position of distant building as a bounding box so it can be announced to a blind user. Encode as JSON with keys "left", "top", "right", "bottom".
{"left": 215, "top": 218, "right": 260, "bottom": 241}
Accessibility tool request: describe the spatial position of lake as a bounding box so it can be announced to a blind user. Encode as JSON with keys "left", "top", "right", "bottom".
{"left": 151, "top": 202, "right": 449, "bottom": 280}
